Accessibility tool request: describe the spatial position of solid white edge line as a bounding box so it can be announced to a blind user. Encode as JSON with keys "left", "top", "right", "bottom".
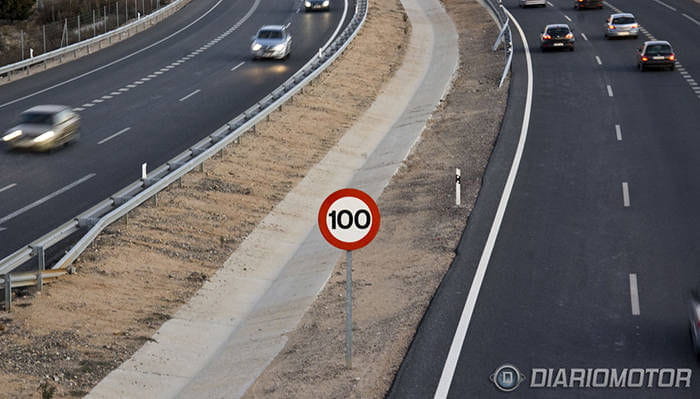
{"left": 0, "top": 183, "right": 17, "bottom": 194}
{"left": 615, "top": 124, "right": 622, "bottom": 141}
{"left": 0, "top": 174, "right": 96, "bottom": 225}
{"left": 629, "top": 273, "right": 640, "bottom": 315}
{"left": 231, "top": 61, "right": 245, "bottom": 71}
{"left": 607, "top": 84, "right": 614, "bottom": 97}
{"left": 433, "top": 8, "right": 534, "bottom": 399}
{"left": 321, "top": 0, "right": 348, "bottom": 52}
{"left": 179, "top": 89, "right": 201, "bottom": 102}
{"left": 0, "top": 0, "right": 228, "bottom": 110}
{"left": 98, "top": 127, "right": 131, "bottom": 145}
{"left": 622, "top": 182, "right": 630, "bottom": 207}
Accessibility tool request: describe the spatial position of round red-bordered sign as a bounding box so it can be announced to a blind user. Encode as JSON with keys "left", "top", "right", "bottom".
{"left": 318, "top": 188, "right": 380, "bottom": 251}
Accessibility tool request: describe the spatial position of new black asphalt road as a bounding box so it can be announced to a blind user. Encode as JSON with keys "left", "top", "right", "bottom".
{"left": 390, "top": 0, "right": 700, "bottom": 397}
{"left": 0, "top": 0, "right": 354, "bottom": 259}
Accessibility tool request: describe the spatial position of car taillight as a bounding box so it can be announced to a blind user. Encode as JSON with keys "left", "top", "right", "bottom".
{"left": 542, "top": 34, "right": 552, "bottom": 39}
{"left": 608, "top": 25, "right": 616, "bottom": 29}
{"left": 565, "top": 33, "right": 574, "bottom": 39}
{"left": 641, "top": 56, "right": 649, "bottom": 62}
{"left": 668, "top": 54, "right": 675, "bottom": 61}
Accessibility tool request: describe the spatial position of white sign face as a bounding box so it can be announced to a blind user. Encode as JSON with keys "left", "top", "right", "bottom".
{"left": 325, "top": 196, "right": 373, "bottom": 243}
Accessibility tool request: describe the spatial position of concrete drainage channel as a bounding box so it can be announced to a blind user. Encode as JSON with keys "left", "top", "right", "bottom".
{"left": 0, "top": 0, "right": 368, "bottom": 312}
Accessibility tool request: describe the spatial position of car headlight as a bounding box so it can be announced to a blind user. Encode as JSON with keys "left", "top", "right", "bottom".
{"left": 305, "top": 1, "right": 311, "bottom": 6}
{"left": 251, "top": 43, "right": 262, "bottom": 51}
{"left": 273, "top": 44, "right": 285, "bottom": 51}
{"left": 33, "top": 130, "right": 55, "bottom": 143}
{"left": 322, "top": 0, "right": 329, "bottom": 6}
{"left": 2, "top": 130, "right": 21, "bottom": 141}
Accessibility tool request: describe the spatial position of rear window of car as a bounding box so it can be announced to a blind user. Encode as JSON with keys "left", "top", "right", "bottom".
{"left": 612, "top": 16, "right": 635, "bottom": 24}
{"left": 645, "top": 44, "right": 672, "bottom": 55}
{"left": 258, "top": 30, "right": 283, "bottom": 39}
{"left": 546, "top": 27, "right": 570, "bottom": 36}
{"left": 20, "top": 112, "right": 54, "bottom": 125}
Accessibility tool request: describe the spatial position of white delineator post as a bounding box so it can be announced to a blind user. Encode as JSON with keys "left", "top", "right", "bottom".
{"left": 141, "top": 162, "right": 147, "bottom": 179}
{"left": 455, "top": 168, "right": 461, "bottom": 206}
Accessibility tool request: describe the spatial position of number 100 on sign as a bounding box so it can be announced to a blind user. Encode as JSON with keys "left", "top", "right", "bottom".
{"left": 318, "top": 189, "right": 381, "bottom": 251}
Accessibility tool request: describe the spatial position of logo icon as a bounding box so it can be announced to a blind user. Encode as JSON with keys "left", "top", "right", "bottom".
{"left": 490, "top": 364, "right": 525, "bottom": 392}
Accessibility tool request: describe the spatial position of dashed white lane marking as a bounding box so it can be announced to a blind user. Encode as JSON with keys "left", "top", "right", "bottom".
{"left": 434, "top": 9, "right": 534, "bottom": 398}
{"left": 607, "top": 85, "right": 614, "bottom": 97}
{"left": 93, "top": 99, "right": 104, "bottom": 103}
{"left": 231, "top": 61, "right": 245, "bottom": 71}
{"left": 596, "top": 56, "right": 602, "bottom": 65}
{"left": 160, "top": 68, "right": 169, "bottom": 72}
{"left": 98, "top": 127, "right": 131, "bottom": 145}
{"left": 0, "top": 174, "right": 96, "bottom": 225}
{"left": 0, "top": 183, "right": 17, "bottom": 194}
{"left": 127, "top": 84, "right": 137, "bottom": 88}
{"left": 622, "top": 182, "right": 630, "bottom": 207}
{"left": 179, "top": 89, "right": 201, "bottom": 102}
{"left": 564, "top": 14, "right": 572, "bottom": 22}
{"left": 73, "top": 107, "right": 85, "bottom": 111}
{"left": 142, "top": 77, "right": 151, "bottom": 81}
{"left": 119, "top": 88, "right": 129, "bottom": 92}
{"left": 652, "top": 0, "right": 677, "bottom": 11}
{"left": 110, "top": 91, "right": 121, "bottom": 95}
{"left": 147, "top": 74, "right": 157, "bottom": 78}
{"left": 134, "top": 81, "right": 145, "bottom": 85}
{"left": 101, "top": 95, "right": 112, "bottom": 99}
{"left": 154, "top": 71, "right": 163, "bottom": 75}
{"left": 615, "top": 124, "right": 622, "bottom": 141}
{"left": 629, "top": 273, "right": 640, "bottom": 315}
{"left": 683, "top": 13, "right": 700, "bottom": 26}
{"left": 547, "top": 1, "right": 553, "bottom": 6}
{"left": 581, "top": 32, "right": 588, "bottom": 41}
{"left": 83, "top": 103, "right": 94, "bottom": 107}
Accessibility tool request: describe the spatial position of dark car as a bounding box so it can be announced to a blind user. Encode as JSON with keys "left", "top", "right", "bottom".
{"left": 540, "top": 24, "right": 575, "bottom": 51}
{"left": 637, "top": 40, "right": 676, "bottom": 71}
{"left": 305, "top": 0, "right": 330, "bottom": 11}
{"left": 575, "top": 0, "right": 603, "bottom": 9}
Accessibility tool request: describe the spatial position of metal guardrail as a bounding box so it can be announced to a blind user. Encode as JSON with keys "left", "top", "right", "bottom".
{"left": 483, "top": 0, "right": 513, "bottom": 87}
{"left": 0, "top": 0, "right": 369, "bottom": 311}
{"left": 0, "top": 0, "right": 190, "bottom": 83}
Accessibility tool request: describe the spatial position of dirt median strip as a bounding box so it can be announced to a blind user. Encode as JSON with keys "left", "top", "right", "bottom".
{"left": 243, "top": 0, "right": 509, "bottom": 397}
{"left": 0, "top": 0, "right": 409, "bottom": 397}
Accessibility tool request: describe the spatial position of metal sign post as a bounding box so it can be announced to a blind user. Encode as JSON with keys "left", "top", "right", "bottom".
{"left": 318, "top": 188, "right": 381, "bottom": 369}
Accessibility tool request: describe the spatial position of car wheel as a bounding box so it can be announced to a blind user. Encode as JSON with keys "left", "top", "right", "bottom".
{"left": 669, "top": 64, "right": 675, "bottom": 71}
{"left": 638, "top": 63, "right": 645, "bottom": 72}
{"left": 570, "top": 46, "right": 575, "bottom": 51}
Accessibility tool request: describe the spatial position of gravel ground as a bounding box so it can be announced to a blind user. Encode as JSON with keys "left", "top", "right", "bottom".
{"left": 243, "top": 0, "right": 509, "bottom": 397}
{"left": 0, "top": 0, "right": 409, "bottom": 397}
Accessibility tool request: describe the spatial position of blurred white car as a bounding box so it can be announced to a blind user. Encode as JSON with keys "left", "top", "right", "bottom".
{"left": 520, "top": 0, "right": 547, "bottom": 7}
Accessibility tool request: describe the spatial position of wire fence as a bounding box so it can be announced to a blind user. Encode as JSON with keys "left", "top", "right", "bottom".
{"left": 1, "top": 0, "right": 171, "bottom": 66}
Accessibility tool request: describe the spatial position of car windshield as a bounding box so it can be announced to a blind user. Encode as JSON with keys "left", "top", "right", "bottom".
{"left": 645, "top": 44, "right": 672, "bottom": 55}
{"left": 257, "top": 30, "right": 283, "bottom": 39}
{"left": 20, "top": 112, "right": 54, "bottom": 125}
{"left": 612, "top": 16, "right": 635, "bottom": 24}
{"left": 547, "top": 27, "right": 569, "bottom": 36}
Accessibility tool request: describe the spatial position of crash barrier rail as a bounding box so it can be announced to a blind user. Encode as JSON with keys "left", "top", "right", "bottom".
{"left": 0, "top": 0, "right": 190, "bottom": 84}
{"left": 483, "top": 0, "right": 513, "bottom": 87}
{"left": 0, "top": 0, "right": 368, "bottom": 312}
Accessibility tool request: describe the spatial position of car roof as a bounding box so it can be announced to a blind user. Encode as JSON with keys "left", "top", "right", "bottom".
{"left": 610, "top": 13, "right": 634, "bottom": 18}
{"left": 259, "top": 25, "right": 286, "bottom": 31}
{"left": 644, "top": 40, "right": 671, "bottom": 46}
{"left": 545, "top": 24, "right": 570, "bottom": 29}
{"left": 22, "top": 105, "right": 69, "bottom": 114}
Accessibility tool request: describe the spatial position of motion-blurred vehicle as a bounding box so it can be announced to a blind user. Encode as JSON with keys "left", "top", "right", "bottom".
{"left": 575, "top": 0, "right": 603, "bottom": 9}
{"left": 605, "top": 13, "right": 639, "bottom": 39}
{"left": 250, "top": 25, "right": 292, "bottom": 60}
{"left": 305, "top": 0, "right": 330, "bottom": 11}
{"left": 2, "top": 105, "right": 80, "bottom": 151}
{"left": 689, "top": 289, "right": 700, "bottom": 354}
{"left": 519, "top": 0, "right": 547, "bottom": 7}
{"left": 637, "top": 40, "right": 676, "bottom": 71}
{"left": 540, "top": 24, "right": 575, "bottom": 51}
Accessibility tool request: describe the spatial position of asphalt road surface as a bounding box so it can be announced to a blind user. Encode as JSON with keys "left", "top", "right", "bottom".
{"left": 0, "top": 0, "right": 354, "bottom": 260}
{"left": 390, "top": 0, "right": 700, "bottom": 397}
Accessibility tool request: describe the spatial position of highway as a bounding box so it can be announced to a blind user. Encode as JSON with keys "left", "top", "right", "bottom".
{"left": 389, "top": 0, "right": 700, "bottom": 397}
{"left": 0, "top": 0, "right": 353, "bottom": 260}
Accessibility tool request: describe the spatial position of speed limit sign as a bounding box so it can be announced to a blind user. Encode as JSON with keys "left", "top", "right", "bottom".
{"left": 318, "top": 188, "right": 381, "bottom": 251}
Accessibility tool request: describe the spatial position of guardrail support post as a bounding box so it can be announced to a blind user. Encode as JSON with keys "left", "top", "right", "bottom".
{"left": 3, "top": 274, "right": 11, "bottom": 312}
{"left": 36, "top": 246, "right": 45, "bottom": 291}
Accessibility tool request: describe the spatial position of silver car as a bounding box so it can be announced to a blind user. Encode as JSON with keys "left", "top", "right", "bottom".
{"left": 251, "top": 25, "right": 292, "bottom": 60}
{"left": 605, "top": 13, "right": 639, "bottom": 39}
{"left": 2, "top": 105, "right": 80, "bottom": 151}
{"left": 520, "top": 0, "right": 547, "bottom": 7}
